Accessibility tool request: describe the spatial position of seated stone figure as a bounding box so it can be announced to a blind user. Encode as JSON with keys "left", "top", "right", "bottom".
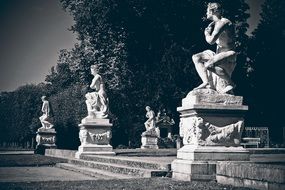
{"left": 84, "top": 65, "right": 109, "bottom": 119}
{"left": 192, "top": 2, "right": 236, "bottom": 94}
{"left": 39, "top": 96, "right": 53, "bottom": 129}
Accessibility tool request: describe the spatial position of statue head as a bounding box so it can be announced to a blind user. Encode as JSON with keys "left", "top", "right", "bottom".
{"left": 41, "top": 96, "right": 47, "bottom": 101}
{"left": 206, "top": 2, "right": 222, "bottom": 20}
{"left": 90, "top": 65, "right": 99, "bottom": 75}
{"left": 145, "top": 106, "right": 151, "bottom": 112}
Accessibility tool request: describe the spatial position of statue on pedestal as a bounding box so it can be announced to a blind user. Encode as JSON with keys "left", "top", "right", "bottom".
{"left": 172, "top": 3, "right": 249, "bottom": 181}
{"left": 192, "top": 2, "right": 236, "bottom": 94}
{"left": 39, "top": 96, "right": 53, "bottom": 129}
{"left": 84, "top": 65, "right": 109, "bottom": 120}
{"left": 141, "top": 106, "right": 159, "bottom": 149}
{"left": 76, "top": 64, "right": 114, "bottom": 158}
{"left": 36, "top": 96, "right": 56, "bottom": 152}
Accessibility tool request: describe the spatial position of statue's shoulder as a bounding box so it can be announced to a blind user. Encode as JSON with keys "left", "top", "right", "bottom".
{"left": 221, "top": 18, "right": 233, "bottom": 26}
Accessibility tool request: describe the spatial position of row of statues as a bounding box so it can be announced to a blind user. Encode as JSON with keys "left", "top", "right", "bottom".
{"left": 39, "top": 2, "right": 239, "bottom": 145}
{"left": 39, "top": 65, "right": 109, "bottom": 129}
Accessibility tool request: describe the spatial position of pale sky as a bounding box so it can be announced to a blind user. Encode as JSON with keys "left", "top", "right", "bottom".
{"left": 0, "top": 0, "right": 264, "bottom": 92}
{"left": 0, "top": 0, "right": 77, "bottom": 92}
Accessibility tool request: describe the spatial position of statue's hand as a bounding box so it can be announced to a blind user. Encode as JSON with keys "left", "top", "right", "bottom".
{"left": 204, "top": 22, "right": 214, "bottom": 36}
{"left": 205, "top": 61, "right": 214, "bottom": 69}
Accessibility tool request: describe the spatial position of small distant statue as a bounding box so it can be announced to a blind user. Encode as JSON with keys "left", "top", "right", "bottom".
{"left": 39, "top": 96, "right": 53, "bottom": 129}
{"left": 192, "top": 2, "right": 236, "bottom": 94}
{"left": 144, "top": 106, "right": 156, "bottom": 131}
{"left": 85, "top": 65, "right": 109, "bottom": 119}
{"left": 155, "top": 108, "right": 175, "bottom": 138}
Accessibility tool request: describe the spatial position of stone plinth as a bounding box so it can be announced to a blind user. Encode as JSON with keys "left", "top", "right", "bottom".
{"left": 75, "top": 118, "right": 115, "bottom": 158}
{"left": 172, "top": 89, "right": 249, "bottom": 181}
{"left": 217, "top": 161, "right": 285, "bottom": 190}
{"left": 141, "top": 129, "right": 159, "bottom": 149}
{"left": 36, "top": 128, "right": 56, "bottom": 148}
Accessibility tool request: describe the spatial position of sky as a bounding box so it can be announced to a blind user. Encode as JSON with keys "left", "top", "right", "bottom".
{"left": 0, "top": 0, "right": 264, "bottom": 92}
{"left": 0, "top": 0, "right": 77, "bottom": 92}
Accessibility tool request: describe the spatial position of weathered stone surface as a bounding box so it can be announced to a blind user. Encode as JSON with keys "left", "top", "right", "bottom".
{"left": 76, "top": 118, "right": 115, "bottom": 158}
{"left": 81, "top": 118, "right": 111, "bottom": 126}
{"left": 177, "top": 145, "right": 249, "bottom": 161}
{"left": 217, "top": 161, "right": 285, "bottom": 190}
{"left": 217, "top": 161, "right": 285, "bottom": 184}
{"left": 172, "top": 88, "right": 249, "bottom": 181}
{"left": 37, "top": 128, "right": 56, "bottom": 133}
{"left": 177, "top": 89, "right": 248, "bottom": 148}
{"left": 141, "top": 136, "right": 159, "bottom": 149}
{"left": 36, "top": 128, "right": 56, "bottom": 147}
{"left": 179, "top": 116, "right": 244, "bottom": 147}
{"left": 45, "top": 149, "right": 76, "bottom": 159}
{"left": 171, "top": 160, "right": 216, "bottom": 181}
{"left": 183, "top": 89, "right": 243, "bottom": 107}
{"left": 141, "top": 127, "right": 159, "bottom": 149}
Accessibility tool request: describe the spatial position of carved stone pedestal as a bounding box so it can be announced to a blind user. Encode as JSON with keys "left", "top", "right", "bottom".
{"left": 36, "top": 128, "right": 56, "bottom": 148}
{"left": 171, "top": 89, "right": 249, "bottom": 181}
{"left": 141, "top": 129, "right": 159, "bottom": 149}
{"left": 35, "top": 128, "right": 56, "bottom": 154}
{"left": 75, "top": 118, "right": 115, "bottom": 158}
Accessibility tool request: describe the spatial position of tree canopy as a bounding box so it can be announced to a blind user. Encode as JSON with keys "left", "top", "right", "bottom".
{"left": 8, "top": 0, "right": 285, "bottom": 148}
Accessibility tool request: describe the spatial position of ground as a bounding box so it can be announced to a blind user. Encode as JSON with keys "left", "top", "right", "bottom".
{"left": 0, "top": 153, "right": 254, "bottom": 190}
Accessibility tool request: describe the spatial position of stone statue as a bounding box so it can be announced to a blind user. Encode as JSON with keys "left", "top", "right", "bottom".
{"left": 84, "top": 65, "right": 109, "bottom": 119}
{"left": 144, "top": 106, "right": 156, "bottom": 131}
{"left": 192, "top": 2, "right": 236, "bottom": 94}
{"left": 155, "top": 108, "right": 175, "bottom": 138}
{"left": 141, "top": 106, "right": 158, "bottom": 149}
{"left": 39, "top": 96, "right": 53, "bottom": 129}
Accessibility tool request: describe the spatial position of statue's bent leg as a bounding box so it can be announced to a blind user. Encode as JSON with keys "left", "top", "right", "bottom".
{"left": 206, "top": 51, "right": 236, "bottom": 67}
{"left": 192, "top": 50, "right": 214, "bottom": 89}
{"left": 206, "top": 51, "right": 237, "bottom": 93}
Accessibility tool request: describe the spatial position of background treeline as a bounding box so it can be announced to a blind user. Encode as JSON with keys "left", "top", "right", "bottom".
{"left": 0, "top": 0, "right": 284, "bottom": 149}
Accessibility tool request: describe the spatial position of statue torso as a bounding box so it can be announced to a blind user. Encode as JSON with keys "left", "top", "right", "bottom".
{"left": 216, "top": 18, "right": 235, "bottom": 53}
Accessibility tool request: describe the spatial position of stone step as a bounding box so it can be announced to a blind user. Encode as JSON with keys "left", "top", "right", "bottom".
{"left": 80, "top": 155, "right": 170, "bottom": 170}
{"left": 56, "top": 163, "right": 134, "bottom": 179}
{"left": 68, "top": 159, "right": 168, "bottom": 178}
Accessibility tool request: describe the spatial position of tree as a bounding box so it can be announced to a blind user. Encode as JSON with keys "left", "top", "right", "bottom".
{"left": 247, "top": 0, "right": 285, "bottom": 143}
{"left": 58, "top": 0, "right": 250, "bottom": 147}
{"left": 0, "top": 84, "right": 47, "bottom": 143}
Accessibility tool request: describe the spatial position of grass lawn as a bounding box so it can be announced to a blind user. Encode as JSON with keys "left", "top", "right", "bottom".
{"left": 0, "top": 178, "right": 253, "bottom": 190}
{"left": 0, "top": 154, "right": 67, "bottom": 167}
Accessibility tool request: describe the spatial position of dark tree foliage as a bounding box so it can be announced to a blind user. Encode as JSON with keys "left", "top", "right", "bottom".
{"left": 0, "top": 0, "right": 250, "bottom": 148}
{"left": 0, "top": 84, "right": 47, "bottom": 143}
{"left": 247, "top": 0, "right": 285, "bottom": 142}
{"left": 58, "top": 0, "right": 249, "bottom": 147}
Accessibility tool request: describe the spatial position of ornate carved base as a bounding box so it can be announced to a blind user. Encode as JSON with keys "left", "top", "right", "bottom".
{"left": 141, "top": 129, "right": 159, "bottom": 149}
{"left": 75, "top": 118, "right": 115, "bottom": 158}
{"left": 172, "top": 89, "right": 249, "bottom": 181}
{"left": 36, "top": 128, "right": 56, "bottom": 148}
